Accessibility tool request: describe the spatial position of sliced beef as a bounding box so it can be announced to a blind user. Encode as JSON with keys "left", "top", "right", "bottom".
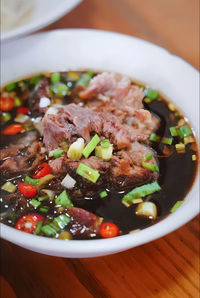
{"left": 28, "top": 78, "right": 51, "bottom": 117}
{"left": 43, "top": 104, "right": 147, "bottom": 151}
{"left": 67, "top": 207, "right": 100, "bottom": 239}
{"left": 0, "top": 131, "right": 45, "bottom": 177}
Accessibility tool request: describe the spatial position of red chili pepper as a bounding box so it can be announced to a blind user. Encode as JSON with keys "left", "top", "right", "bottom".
{"left": 17, "top": 107, "right": 29, "bottom": 114}
{"left": 15, "top": 214, "right": 45, "bottom": 234}
{"left": 32, "top": 163, "right": 52, "bottom": 179}
{"left": 0, "top": 97, "right": 14, "bottom": 112}
{"left": 2, "top": 124, "right": 24, "bottom": 135}
{"left": 99, "top": 222, "right": 119, "bottom": 238}
{"left": 18, "top": 183, "right": 37, "bottom": 198}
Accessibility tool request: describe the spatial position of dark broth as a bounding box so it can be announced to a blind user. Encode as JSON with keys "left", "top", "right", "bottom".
{"left": 0, "top": 71, "right": 198, "bottom": 239}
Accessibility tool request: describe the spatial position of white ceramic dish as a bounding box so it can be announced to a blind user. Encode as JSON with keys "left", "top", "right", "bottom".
{"left": 1, "top": 29, "right": 199, "bottom": 258}
{"left": 1, "top": 0, "right": 82, "bottom": 42}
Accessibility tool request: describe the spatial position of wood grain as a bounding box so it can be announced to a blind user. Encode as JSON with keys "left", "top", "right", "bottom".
{"left": 1, "top": 0, "right": 199, "bottom": 297}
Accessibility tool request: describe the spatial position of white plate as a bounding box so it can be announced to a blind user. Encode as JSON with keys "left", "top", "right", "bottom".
{"left": 1, "top": 29, "right": 199, "bottom": 258}
{"left": 1, "top": 0, "right": 82, "bottom": 42}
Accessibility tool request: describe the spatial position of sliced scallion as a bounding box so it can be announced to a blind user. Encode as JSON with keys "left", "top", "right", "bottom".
{"left": 53, "top": 149, "right": 64, "bottom": 158}
{"left": 192, "top": 154, "right": 197, "bottom": 161}
{"left": 142, "top": 161, "right": 159, "bottom": 172}
{"left": 76, "top": 163, "right": 100, "bottom": 183}
{"left": 136, "top": 202, "right": 157, "bottom": 219}
{"left": 34, "top": 221, "right": 43, "bottom": 235}
{"left": 145, "top": 88, "right": 159, "bottom": 101}
{"left": 178, "top": 125, "right": 192, "bottom": 138}
{"left": 100, "top": 191, "right": 108, "bottom": 198}
{"left": 95, "top": 145, "right": 113, "bottom": 161}
{"left": 122, "top": 181, "right": 161, "bottom": 204}
{"left": 51, "top": 72, "right": 61, "bottom": 84}
{"left": 30, "top": 75, "right": 43, "bottom": 85}
{"left": 161, "top": 137, "right": 173, "bottom": 145}
{"left": 14, "top": 97, "right": 22, "bottom": 107}
{"left": 25, "top": 176, "right": 40, "bottom": 186}
{"left": 41, "top": 224, "right": 57, "bottom": 236}
{"left": 5, "top": 82, "right": 16, "bottom": 92}
{"left": 169, "top": 127, "right": 178, "bottom": 137}
{"left": 100, "top": 139, "right": 110, "bottom": 148}
{"left": 67, "top": 138, "right": 84, "bottom": 160}
{"left": 175, "top": 143, "right": 185, "bottom": 153}
{"left": 51, "top": 83, "right": 69, "bottom": 97}
{"left": 1, "top": 112, "right": 11, "bottom": 123}
{"left": 144, "top": 154, "right": 153, "bottom": 161}
{"left": 149, "top": 133, "right": 160, "bottom": 142}
{"left": 76, "top": 70, "right": 94, "bottom": 87}
{"left": 39, "top": 206, "right": 49, "bottom": 213}
{"left": 30, "top": 199, "right": 41, "bottom": 209}
{"left": 82, "top": 134, "right": 100, "bottom": 158}
{"left": 55, "top": 190, "right": 73, "bottom": 207}
{"left": 38, "top": 196, "right": 46, "bottom": 202}
{"left": 170, "top": 201, "right": 183, "bottom": 213}
{"left": 53, "top": 214, "right": 71, "bottom": 229}
{"left": 1, "top": 181, "right": 16, "bottom": 193}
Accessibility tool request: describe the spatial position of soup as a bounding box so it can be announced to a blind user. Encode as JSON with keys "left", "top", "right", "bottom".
{"left": 0, "top": 71, "right": 198, "bottom": 239}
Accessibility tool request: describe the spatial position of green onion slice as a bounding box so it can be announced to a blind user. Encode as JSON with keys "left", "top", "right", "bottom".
{"left": 144, "top": 154, "right": 153, "bottom": 161}
{"left": 76, "top": 163, "right": 100, "bottom": 183}
{"left": 145, "top": 88, "right": 159, "bottom": 101}
{"left": 169, "top": 127, "right": 178, "bottom": 137}
{"left": 149, "top": 133, "right": 160, "bottom": 142}
{"left": 55, "top": 190, "right": 73, "bottom": 207}
{"left": 53, "top": 149, "right": 64, "bottom": 158}
{"left": 100, "top": 139, "right": 110, "bottom": 148}
{"left": 41, "top": 224, "right": 57, "bottom": 236}
{"left": 161, "top": 137, "right": 173, "bottom": 145}
{"left": 122, "top": 181, "right": 161, "bottom": 203}
{"left": 170, "top": 201, "right": 183, "bottom": 213}
{"left": 100, "top": 191, "right": 108, "bottom": 198}
{"left": 51, "top": 72, "right": 61, "bottom": 84}
{"left": 30, "top": 199, "right": 41, "bottom": 209}
{"left": 39, "top": 206, "right": 49, "bottom": 213}
{"left": 5, "top": 82, "right": 16, "bottom": 92}
{"left": 30, "top": 75, "right": 43, "bottom": 85}
{"left": 178, "top": 125, "right": 192, "bottom": 139}
{"left": 76, "top": 70, "right": 94, "bottom": 87}
{"left": 34, "top": 221, "right": 43, "bottom": 235}
{"left": 142, "top": 161, "right": 159, "bottom": 172}
{"left": 25, "top": 176, "right": 40, "bottom": 186}
{"left": 82, "top": 134, "right": 100, "bottom": 158}
{"left": 51, "top": 83, "right": 69, "bottom": 97}
{"left": 53, "top": 214, "right": 71, "bottom": 229}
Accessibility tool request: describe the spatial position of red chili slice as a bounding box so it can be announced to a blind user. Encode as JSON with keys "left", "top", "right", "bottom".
{"left": 18, "top": 183, "right": 37, "bottom": 198}
{"left": 17, "top": 107, "right": 29, "bottom": 114}
{"left": 2, "top": 124, "right": 24, "bottom": 135}
{"left": 15, "top": 214, "right": 45, "bottom": 234}
{"left": 0, "top": 97, "right": 14, "bottom": 112}
{"left": 32, "top": 163, "right": 52, "bottom": 179}
{"left": 99, "top": 222, "right": 119, "bottom": 238}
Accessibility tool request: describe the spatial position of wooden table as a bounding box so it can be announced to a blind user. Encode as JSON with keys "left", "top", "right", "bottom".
{"left": 1, "top": 0, "right": 199, "bottom": 297}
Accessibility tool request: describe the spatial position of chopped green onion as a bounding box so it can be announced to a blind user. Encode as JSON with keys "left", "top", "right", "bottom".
{"left": 76, "top": 70, "right": 94, "bottom": 87}
{"left": 144, "top": 154, "right": 153, "bottom": 161}
{"left": 67, "top": 72, "right": 80, "bottom": 81}
{"left": 192, "top": 154, "right": 197, "bottom": 161}
{"left": 1, "top": 181, "right": 16, "bottom": 193}
{"left": 59, "top": 141, "right": 68, "bottom": 152}
{"left": 41, "top": 224, "right": 57, "bottom": 236}
{"left": 100, "top": 139, "right": 110, "bottom": 148}
{"left": 95, "top": 145, "right": 113, "bottom": 161}
{"left": 34, "top": 221, "right": 43, "bottom": 235}
{"left": 168, "top": 103, "right": 176, "bottom": 111}
{"left": 142, "top": 161, "right": 159, "bottom": 172}
{"left": 145, "top": 88, "right": 159, "bottom": 101}
{"left": 38, "top": 196, "right": 46, "bottom": 202}
{"left": 67, "top": 138, "right": 85, "bottom": 160}
{"left": 122, "top": 181, "right": 161, "bottom": 203}
{"left": 184, "top": 136, "right": 194, "bottom": 144}
{"left": 161, "top": 137, "right": 173, "bottom": 145}
{"left": 53, "top": 214, "right": 71, "bottom": 229}
{"left": 37, "top": 174, "right": 55, "bottom": 189}
{"left": 136, "top": 202, "right": 157, "bottom": 219}
{"left": 53, "top": 149, "right": 64, "bottom": 158}
{"left": 25, "top": 176, "right": 40, "bottom": 186}
{"left": 82, "top": 134, "right": 100, "bottom": 158}
{"left": 170, "top": 201, "right": 183, "bottom": 213}
{"left": 5, "top": 82, "right": 16, "bottom": 92}
{"left": 51, "top": 83, "right": 69, "bottom": 97}
{"left": 55, "top": 190, "right": 73, "bottom": 207}
{"left": 30, "top": 199, "right": 41, "bottom": 209}
{"left": 40, "top": 189, "right": 55, "bottom": 201}
{"left": 177, "top": 125, "right": 192, "bottom": 138}
{"left": 9, "top": 213, "right": 16, "bottom": 222}
{"left": 30, "top": 75, "right": 43, "bottom": 85}
{"left": 76, "top": 163, "right": 100, "bottom": 183}
{"left": 1, "top": 112, "right": 11, "bottom": 123}
{"left": 149, "top": 133, "right": 160, "bottom": 142}
{"left": 169, "top": 127, "right": 178, "bottom": 137}
{"left": 175, "top": 143, "right": 185, "bottom": 153}
{"left": 39, "top": 206, "right": 49, "bottom": 213}
{"left": 58, "top": 231, "right": 72, "bottom": 240}
{"left": 14, "top": 97, "right": 22, "bottom": 107}
{"left": 122, "top": 198, "right": 143, "bottom": 207}
{"left": 100, "top": 191, "right": 108, "bottom": 198}
{"left": 174, "top": 112, "right": 179, "bottom": 117}
{"left": 51, "top": 72, "right": 61, "bottom": 84}
{"left": 0, "top": 212, "right": 8, "bottom": 218}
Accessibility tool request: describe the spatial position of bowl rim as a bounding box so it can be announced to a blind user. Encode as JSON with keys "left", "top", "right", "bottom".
{"left": 1, "top": 0, "right": 82, "bottom": 42}
{"left": 0, "top": 29, "right": 199, "bottom": 257}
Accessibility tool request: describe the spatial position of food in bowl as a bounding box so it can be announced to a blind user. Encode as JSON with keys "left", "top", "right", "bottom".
{"left": 0, "top": 71, "right": 198, "bottom": 240}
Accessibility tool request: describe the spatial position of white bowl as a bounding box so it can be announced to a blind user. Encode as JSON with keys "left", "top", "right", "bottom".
{"left": 1, "top": 29, "right": 199, "bottom": 258}
{"left": 1, "top": 0, "right": 82, "bottom": 42}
